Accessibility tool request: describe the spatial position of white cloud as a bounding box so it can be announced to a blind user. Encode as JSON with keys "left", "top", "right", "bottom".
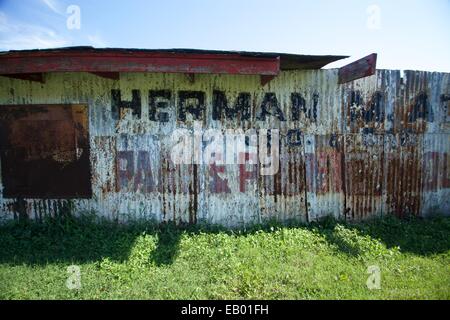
{"left": 0, "top": 11, "right": 8, "bottom": 32}
{"left": 0, "top": 11, "right": 70, "bottom": 50}
{"left": 41, "top": 0, "right": 64, "bottom": 15}
{"left": 87, "top": 34, "right": 108, "bottom": 48}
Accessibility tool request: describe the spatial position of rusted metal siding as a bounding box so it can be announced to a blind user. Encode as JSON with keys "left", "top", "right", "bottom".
{"left": 422, "top": 133, "right": 450, "bottom": 215}
{"left": 343, "top": 134, "right": 385, "bottom": 220}
{"left": 304, "top": 134, "right": 344, "bottom": 221}
{"left": 341, "top": 70, "right": 391, "bottom": 219}
{"left": 0, "top": 104, "right": 91, "bottom": 198}
{"left": 384, "top": 133, "right": 423, "bottom": 217}
{"left": 0, "top": 69, "right": 449, "bottom": 225}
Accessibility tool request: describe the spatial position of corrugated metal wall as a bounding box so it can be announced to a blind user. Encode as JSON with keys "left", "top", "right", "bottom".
{"left": 0, "top": 69, "right": 448, "bottom": 226}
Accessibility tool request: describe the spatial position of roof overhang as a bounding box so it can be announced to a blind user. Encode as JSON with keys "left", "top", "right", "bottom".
{"left": 0, "top": 47, "right": 348, "bottom": 85}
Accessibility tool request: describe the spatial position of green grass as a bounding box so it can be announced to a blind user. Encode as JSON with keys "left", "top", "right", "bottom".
{"left": 0, "top": 213, "right": 449, "bottom": 299}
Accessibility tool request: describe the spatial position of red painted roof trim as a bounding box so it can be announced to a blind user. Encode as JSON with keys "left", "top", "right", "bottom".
{"left": 338, "top": 53, "right": 377, "bottom": 84}
{"left": 0, "top": 50, "right": 280, "bottom": 76}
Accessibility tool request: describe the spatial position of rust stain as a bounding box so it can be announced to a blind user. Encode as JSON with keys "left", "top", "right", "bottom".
{"left": 0, "top": 104, "right": 91, "bottom": 199}
{"left": 385, "top": 133, "right": 423, "bottom": 217}
{"left": 0, "top": 69, "right": 448, "bottom": 225}
{"left": 344, "top": 134, "right": 384, "bottom": 220}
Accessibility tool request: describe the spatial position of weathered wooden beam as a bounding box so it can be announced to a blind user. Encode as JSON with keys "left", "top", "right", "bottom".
{"left": 338, "top": 53, "right": 377, "bottom": 84}
{"left": 89, "top": 72, "right": 120, "bottom": 80}
{"left": 0, "top": 51, "right": 280, "bottom": 76}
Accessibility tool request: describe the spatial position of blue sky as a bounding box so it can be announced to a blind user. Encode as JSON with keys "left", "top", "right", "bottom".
{"left": 0, "top": 0, "right": 449, "bottom": 71}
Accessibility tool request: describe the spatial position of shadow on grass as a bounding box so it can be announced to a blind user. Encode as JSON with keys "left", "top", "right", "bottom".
{"left": 149, "top": 223, "right": 184, "bottom": 266}
{"left": 0, "top": 212, "right": 449, "bottom": 267}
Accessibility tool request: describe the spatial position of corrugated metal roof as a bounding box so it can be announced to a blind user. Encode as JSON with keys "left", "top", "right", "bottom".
{"left": 0, "top": 46, "right": 348, "bottom": 71}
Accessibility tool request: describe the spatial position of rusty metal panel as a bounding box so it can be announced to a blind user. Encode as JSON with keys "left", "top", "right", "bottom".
{"left": 114, "top": 133, "right": 169, "bottom": 221}
{"left": 206, "top": 132, "right": 261, "bottom": 226}
{"left": 257, "top": 129, "right": 307, "bottom": 223}
{"left": 390, "top": 71, "right": 450, "bottom": 134}
{"left": 0, "top": 198, "right": 87, "bottom": 220}
{"left": 0, "top": 104, "right": 91, "bottom": 198}
{"left": 342, "top": 69, "right": 401, "bottom": 135}
{"left": 443, "top": 93, "right": 450, "bottom": 132}
{"left": 393, "top": 70, "right": 429, "bottom": 134}
{"left": 425, "top": 72, "right": 450, "bottom": 134}
{"left": 91, "top": 136, "right": 116, "bottom": 198}
{"left": 384, "top": 133, "right": 423, "bottom": 217}
{"left": 421, "top": 133, "right": 450, "bottom": 215}
{"left": 208, "top": 70, "right": 343, "bottom": 135}
{"left": 197, "top": 128, "right": 260, "bottom": 226}
{"left": 304, "top": 134, "right": 345, "bottom": 221}
{"left": 0, "top": 69, "right": 448, "bottom": 225}
{"left": 344, "top": 134, "right": 384, "bottom": 220}
{"left": 276, "top": 70, "right": 343, "bottom": 135}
